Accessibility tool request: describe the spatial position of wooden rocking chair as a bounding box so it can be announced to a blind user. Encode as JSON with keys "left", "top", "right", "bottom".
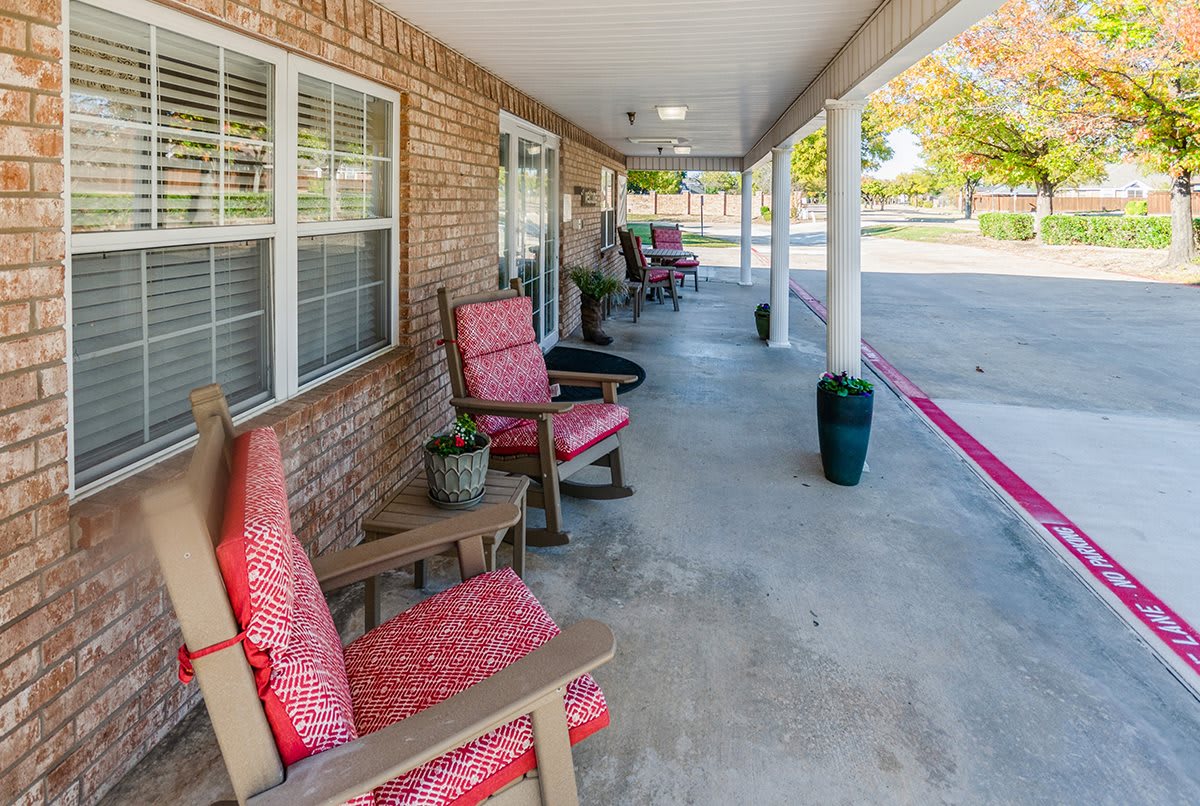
{"left": 141, "top": 384, "right": 615, "bottom": 806}
{"left": 436, "top": 282, "right": 635, "bottom": 546}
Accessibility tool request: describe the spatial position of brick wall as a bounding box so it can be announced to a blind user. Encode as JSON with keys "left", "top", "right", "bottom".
{"left": 560, "top": 143, "right": 625, "bottom": 339}
{"left": 0, "top": 0, "right": 625, "bottom": 801}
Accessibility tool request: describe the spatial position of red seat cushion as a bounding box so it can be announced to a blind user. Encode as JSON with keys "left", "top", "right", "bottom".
{"left": 216, "top": 428, "right": 359, "bottom": 768}
{"left": 455, "top": 297, "right": 552, "bottom": 435}
{"left": 647, "top": 269, "right": 684, "bottom": 284}
{"left": 672, "top": 259, "right": 699, "bottom": 268}
{"left": 489, "top": 403, "right": 629, "bottom": 461}
{"left": 344, "top": 568, "right": 609, "bottom": 806}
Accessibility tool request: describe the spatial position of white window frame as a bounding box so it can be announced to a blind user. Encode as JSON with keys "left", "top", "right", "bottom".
{"left": 600, "top": 166, "right": 616, "bottom": 249}
{"left": 64, "top": 0, "right": 400, "bottom": 498}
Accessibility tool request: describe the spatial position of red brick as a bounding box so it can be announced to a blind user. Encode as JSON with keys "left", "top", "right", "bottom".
{"left": 0, "top": 300, "right": 30, "bottom": 335}
{"left": 0, "top": 591, "right": 72, "bottom": 665}
{"left": 0, "top": 266, "right": 63, "bottom": 299}
{"left": 31, "top": 92, "right": 60, "bottom": 126}
{"left": 0, "top": 441, "right": 35, "bottom": 484}
{"left": 33, "top": 297, "right": 63, "bottom": 329}
{"left": 35, "top": 431, "right": 66, "bottom": 468}
{"left": 0, "top": 720, "right": 74, "bottom": 804}
{"left": 37, "top": 364, "right": 66, "bottom": 397}
{"left": 0, "top": 17, "right": 25, "bottom": 51}
{"left": 0, "top": 656, "right": 73, "bottom": 737}
{"left": 41, "top": 583, "right": 134, "bottom": 665}
{"left": 0, "top": 508, "right": 35, "bottom": 553}
{"left": 0, "top": 330, "right": 64, "bottom": 373}
{"left": 0, "top": 196, "right": 63, "bottom": 231}
{"left": 0, "top": 54, "right": 60, "bottom": 92}
{"left": 0, "top": 460, "right": 67, "bottom": 516}
{"left": 28, "top": 24, "right": 59, "bottom": 60}
{"left": 0, "top": 233, "right": 33, "bottom": 266}
{"left": 0, "top": 159, "right": 30, "bottom": 190}
{"left": 0, "top": 395, "right": 66, "bottom": 441}
{"left": 0, "top": 87, "right": 29, "bottom": 122}
{"left": 30, "top": 160, "right": 61, "bottom": 194}
{"left": 0, "top": 517, "right": 66, "bottom": 586}
{"left": 0, "top": 0, "right": 60, "bottom": 25}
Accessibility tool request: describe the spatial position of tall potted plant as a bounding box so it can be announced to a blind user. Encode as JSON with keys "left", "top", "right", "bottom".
{"left": 569, "top": 266, "right": 624, "bottom": 345}
{"left": 754, "top": 302, "right": 770, "bottom": 340}
{"left": 816, "top": 372, "right": 874, "bottom": 486}
{"left": 424, "top": 413, "right": 490, "bottom": 508}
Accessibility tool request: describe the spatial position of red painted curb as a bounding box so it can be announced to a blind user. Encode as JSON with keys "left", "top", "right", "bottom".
{"left": 789, "top": 277, "right": 1200, "bottom": 679}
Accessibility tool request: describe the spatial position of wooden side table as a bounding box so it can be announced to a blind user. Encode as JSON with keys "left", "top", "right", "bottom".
{"left": 360, "top": 469, "right": 529, "bottom": 630}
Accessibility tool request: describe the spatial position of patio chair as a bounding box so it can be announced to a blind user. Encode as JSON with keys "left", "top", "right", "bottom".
{"left": 618, "top": 228, "right": 680, "bottom": 317}
{"left": 436, "top": 283, "right": 636, "bottom": 546}
{"left": 141, "top": 384, "right": 615, "bottom": 806}
{"left": 649, "top": 223, "right": 701, "bottom": 291}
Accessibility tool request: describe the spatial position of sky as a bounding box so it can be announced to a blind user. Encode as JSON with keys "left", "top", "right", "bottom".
{"left": 874, "top": 129, "right": 924, "bottom": 178}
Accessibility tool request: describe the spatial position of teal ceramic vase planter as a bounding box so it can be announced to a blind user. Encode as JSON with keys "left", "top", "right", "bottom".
{"left": 755, "top": 309, "right": 770, "bottom": 340}
{"left": 816, "top": 387, "right": 873, "bottom": 486}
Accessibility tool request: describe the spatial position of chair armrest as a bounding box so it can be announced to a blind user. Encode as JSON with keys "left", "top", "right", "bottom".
{"left": 247, "top": 619, "right": 616, "bottom": 806}
{"left": 545, "top": 370, "right": 637, "bottom": 387}
{"left": 451, "top": 397, "right": 574, "bottom": 418}
{"left": 312, "top": 504, "right": 520, "bottom": 591}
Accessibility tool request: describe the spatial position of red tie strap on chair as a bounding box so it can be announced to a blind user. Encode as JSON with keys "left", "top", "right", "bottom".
{"left": 177, "top": 630, "right": 247, "bottom": 683}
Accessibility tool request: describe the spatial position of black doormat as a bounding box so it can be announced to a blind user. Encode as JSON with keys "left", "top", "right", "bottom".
{"left": 544, "top": 346, "right": 646, "bottom": 402}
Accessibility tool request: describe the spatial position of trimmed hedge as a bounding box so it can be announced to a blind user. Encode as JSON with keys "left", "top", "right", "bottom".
{"left": 1124, "top": 199, "right": 1148, "bottom": 216}
{"left": 979, "top": 212, "right": 1035, "bottom": 241}
{"left": 1039, "top": 214, "right": 1182, "bottom": 249}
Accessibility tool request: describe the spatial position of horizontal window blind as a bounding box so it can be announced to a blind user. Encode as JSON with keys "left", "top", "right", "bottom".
{"left": 71, "top": 240, "right": 272, "bottom": 485}
{"left": 68, "top": 2, "right": 275, "bottom": 232}
{"left": 297, "top": 231, "right": 388, "bottom": 385}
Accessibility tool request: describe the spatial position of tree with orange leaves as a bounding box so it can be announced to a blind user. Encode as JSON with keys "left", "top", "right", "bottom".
{"left": 877, "top": 0, "right": 1116, "bottom": 228}
{"left": 1049, "top": 0, "right": 1200, "bottom": 264}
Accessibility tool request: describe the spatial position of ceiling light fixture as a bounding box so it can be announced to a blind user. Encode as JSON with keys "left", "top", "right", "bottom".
{"left": 673, "top": 146, "right": 692, "bottom": 155}
{"left": 656, "top": 105, "right": 688, "bottom": 121}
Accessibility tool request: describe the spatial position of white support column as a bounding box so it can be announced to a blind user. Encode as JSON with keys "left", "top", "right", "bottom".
{"left": 739, "top": 169, "right": 753, "bottom": 285}
{"left": 768, "top": 146, "right": 791, "bottom": 347}
{"left": 825, "top": 99, "right": 864, "bottom": 376}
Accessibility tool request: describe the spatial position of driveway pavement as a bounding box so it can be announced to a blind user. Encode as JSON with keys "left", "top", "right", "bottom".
{"left": 690, "top": 217, "right": 1200, "bottom": 689}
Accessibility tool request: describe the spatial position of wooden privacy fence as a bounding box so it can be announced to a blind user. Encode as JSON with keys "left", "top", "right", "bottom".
{"left": 973, "top": 191, "right": 1200, "bottom": 215}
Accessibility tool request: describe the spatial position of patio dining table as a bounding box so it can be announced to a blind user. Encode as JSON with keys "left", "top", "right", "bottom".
{"left": 641, "top": 246, "right": 701, "bottom": 290}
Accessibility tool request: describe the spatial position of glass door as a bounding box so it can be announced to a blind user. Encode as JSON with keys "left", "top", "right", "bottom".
{"left": 499, "top": 115, "right": 559, "bottom": 349}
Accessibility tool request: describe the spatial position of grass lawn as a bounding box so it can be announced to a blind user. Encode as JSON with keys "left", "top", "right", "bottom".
{"left": 625, "top": 221, "right": 737, "bottom": 248}
{"left": 863, "top": 224, "right": 964, "bottom": 244}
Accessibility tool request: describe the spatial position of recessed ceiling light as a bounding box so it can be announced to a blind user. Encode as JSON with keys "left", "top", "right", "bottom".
{"left": 656, "top": 105, "right": 688, "bottom": 121}
{"left": 673, "top": 146, "right": 692, "bottom": 155}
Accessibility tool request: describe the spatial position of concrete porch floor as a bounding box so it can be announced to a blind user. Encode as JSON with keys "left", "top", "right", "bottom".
{"left": 103, "top": 273, "right": 1200, "bottom": 804}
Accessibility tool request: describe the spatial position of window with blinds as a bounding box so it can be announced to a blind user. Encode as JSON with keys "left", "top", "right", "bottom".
{"left": 600, "top": 167, "right": 616, "bottom": 249}
{"left": 295, "top": 74, "right": 393, "bottom": 384}
{"left": 69, "top": 3, "right": 274, "bottom": 231}
{"left": 66, "top": 0, "right": 397, "bottom": 492}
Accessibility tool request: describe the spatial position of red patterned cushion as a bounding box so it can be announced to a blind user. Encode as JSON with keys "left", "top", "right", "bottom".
{"left": 673, "top": 259, "right": 699, "bottom": 268}
{"left": 651, "top": 226, "right": 683, "bottom": 250}
{"left": 217, "top": 429, "right": 359, "bottom": 768}
{"left": 489, "top": 403, "right": 629, "bottom": 461}
{"left": 647, "top": 269, "right": 684, "bottom": 284}
{"left": 455, "top": 296, "right": 537, "bottom": 360}
{"left": 344, "top": 568, "right": 609, "bottom": 806}
{"left": 461, "top": 342, "right": 552, "bottom": 435}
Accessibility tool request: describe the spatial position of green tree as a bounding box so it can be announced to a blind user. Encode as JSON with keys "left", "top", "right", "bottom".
{"left": 626, "top": 170, "right": 684, "bottom": 194}
{"left": 1045, "top": 0, "right": 1200, "bottom": 264}
{"left": 697, "top": 171, "right": 741, "bottom": 193}
{"left": 789, "top": 103, "right": 894, "bottom": 196}
{"left": 876, "top": 1, "right": 1116, "bottom": 227}
{"left": 860, "top": 177, "right": 896, "bottom": 209}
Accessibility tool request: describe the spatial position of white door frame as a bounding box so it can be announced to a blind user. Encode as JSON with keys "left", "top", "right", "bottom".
{"left": 500, "top": 112, "right": 560, "bottom": 350}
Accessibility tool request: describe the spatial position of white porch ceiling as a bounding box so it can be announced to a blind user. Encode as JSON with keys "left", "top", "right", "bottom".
{"left": 378, "top": 0, "right": 883, "bottom": 162}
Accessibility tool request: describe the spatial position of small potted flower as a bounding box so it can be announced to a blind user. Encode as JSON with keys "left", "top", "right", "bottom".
{"left": 754, "top": 302, "right": 771, "bottom": 340}
{"left": 424, "top": 413, "right": 490, "bottom": 508}
{"left": 816, "top": 372, "right": 874, "bottom": 486}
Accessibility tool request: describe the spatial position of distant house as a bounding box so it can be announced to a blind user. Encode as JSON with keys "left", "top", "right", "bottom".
{"left": 1058, "top": 164, "right": 1172, "bottom": 199}
{"left": 977, "top": 164, "right": 1192, "bottom": 200}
